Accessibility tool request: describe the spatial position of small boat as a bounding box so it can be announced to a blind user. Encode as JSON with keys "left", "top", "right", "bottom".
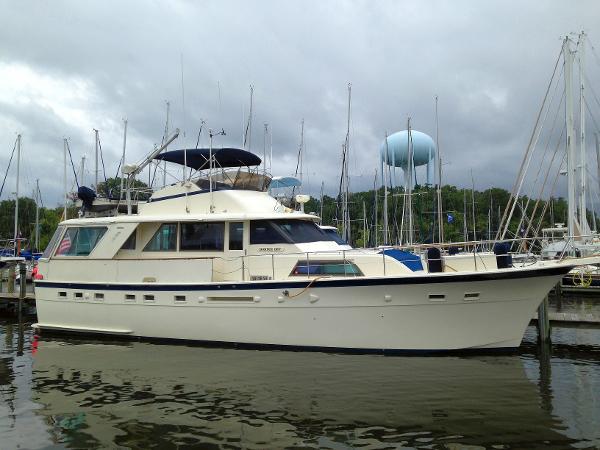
{"left": 33, "top": 147, "right": 579, "bottom": 352}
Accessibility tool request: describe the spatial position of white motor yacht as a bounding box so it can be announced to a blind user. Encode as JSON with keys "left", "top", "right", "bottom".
{"left": 34, "top": 148, "right": 578, "bottom": 351}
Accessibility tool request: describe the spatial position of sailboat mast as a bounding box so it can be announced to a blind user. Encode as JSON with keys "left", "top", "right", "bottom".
{"left": 120, "top": 119, "right": 128, "bottom": 199}
{"left": 343, "top": 83, "right": 352, "bottom": 244}
{"left": 383, "top": 133, "right": 389, "bottom": 245}
{"left": 13, "top": 134, "right": 21, "bottom": 254}
{"left": 407, "top": 119, "right": 414, "bottom": 245}
{"left": 463, "top": 190, "right": 467, "bottom": 241}
{"left": 94, "top": 129, "right": 99, "bottom": 189}
{"left": 299, "top": 119, "right": 304, "bottom": 184}
{"left": 363, "top": 200, "right": 367, "bottom": 248}
{"left": 471, "top": 169, "right": 476, "bottom": 241}
{"left": 374, "top": 169, "right": 378, "bottom": 247}
{"left": 596, "top": 133, "right": 600, "bottom": 231}
{"left": 163, "top": 101, "right": 170, "bottom": 187}
{"left": 578, "top": 31, "right": 589, "bottom": 235}
{"left": 35, "top": 179, "right": 40, "bottom": 251}
{"left": 63, "top": 138, "right": 67, "bottom": 220}
{"left": 435, "top": 96, "right": 444, "bottom": 243}
{"left": 319, "top": 181, "right": 324, "bottom": 224}
{"left": 263, "top": 123, "right": 268, "bottom": 175}
{"left": 564, "top": 36, "right": 578, "bottom": 239}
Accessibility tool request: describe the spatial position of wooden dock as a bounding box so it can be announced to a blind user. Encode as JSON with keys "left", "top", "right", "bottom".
{"left": 532, "top": 311, "right": 600, "bottom": 325}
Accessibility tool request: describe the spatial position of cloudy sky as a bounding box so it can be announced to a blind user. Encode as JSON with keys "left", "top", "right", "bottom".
{"left": 1, "top": 0, "right": 599, "bottom": 207}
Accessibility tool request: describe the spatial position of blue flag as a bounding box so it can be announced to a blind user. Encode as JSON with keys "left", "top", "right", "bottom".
{"left": 447, "top": 214, "right": 454, "bottom": 223}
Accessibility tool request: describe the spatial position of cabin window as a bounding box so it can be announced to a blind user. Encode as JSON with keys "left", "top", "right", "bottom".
{"left": 42, "top": 226, "right": 65, "bottom": 258}
{"left": 290, "top": 260, "right": 363, "bottom": 276}
{"left": 229, "top": 222, "right": 244, "bottom": 250}
{"left": 144, "top": 223, "right": 177, "bottom": 251}
{"left": 180, "top": 222, "right": 225, "bottom": 251}
{"left": 121, "top": 229, "right": 137, "bottom": 250}
{"left": 250, "top": 220, "right": 288, "bottom": 244}
{"left": 54, "top": 226, "right": 108, "bottom": 256}
{"left": 250, "top": 220, "right": 333, "bottom": 245}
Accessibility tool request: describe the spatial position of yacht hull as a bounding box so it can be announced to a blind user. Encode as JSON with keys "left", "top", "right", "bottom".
{"left": 33, "top": 265, "right": 570, "bottom": 351}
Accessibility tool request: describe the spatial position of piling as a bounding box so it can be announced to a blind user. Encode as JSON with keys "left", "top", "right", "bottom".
{"left": 8, "top": 266, "right": 15, "bottom": 294}
{"left": 554, "top": 280, "right": 562, "bottom": 310}
{"left": 537, "top": 295, "right": 551, "bottom": 343}
{"left": 18, "top": 262, "right": 26, "bottom": 317}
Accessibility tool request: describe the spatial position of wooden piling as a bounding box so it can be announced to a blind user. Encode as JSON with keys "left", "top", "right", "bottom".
{"left": 537, "top": 295, "right": 551, "bottom": 343}
{"left": 8, "top": 266, "right": 15, "bottom": 294}
{"left": 18, "top": 262, "right": 26, "bottom": 317}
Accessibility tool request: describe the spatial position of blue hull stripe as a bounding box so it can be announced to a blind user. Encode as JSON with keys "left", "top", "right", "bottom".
{"left": 35, "top": 265, "right": 572, "bottom": 292}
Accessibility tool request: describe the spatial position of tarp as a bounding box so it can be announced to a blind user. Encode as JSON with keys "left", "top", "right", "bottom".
{"left": 380, "top": 248, "right": 424, "bottom": 271}
{"left": 154, "top": 148, "right": 261, "bottom": 170}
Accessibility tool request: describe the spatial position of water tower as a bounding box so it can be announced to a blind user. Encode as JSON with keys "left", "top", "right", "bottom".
{"left": 380, "top": 130, "right": 436, "bottom": 185}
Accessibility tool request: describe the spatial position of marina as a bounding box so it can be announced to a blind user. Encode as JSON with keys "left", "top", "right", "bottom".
{"left": 3, "top": 1, "right": 600, "bottom": 448}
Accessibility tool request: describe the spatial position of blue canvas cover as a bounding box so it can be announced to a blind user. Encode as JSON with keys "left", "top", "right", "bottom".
{"left": 380, "top": 249, "right": 424, "bottom": 271}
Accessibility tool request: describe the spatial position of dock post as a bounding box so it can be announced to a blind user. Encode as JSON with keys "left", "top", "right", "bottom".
{"left": 537, "top": 294, "right": 551, "bottom": 343}
{"left": 554, "top": 281, "right": 562, "bottom": 310}
{"left": 8, "top": 266, "right": 15, "bottom": 294}
{"left": 18, "top": 262, "right": 26, "bottom": 317}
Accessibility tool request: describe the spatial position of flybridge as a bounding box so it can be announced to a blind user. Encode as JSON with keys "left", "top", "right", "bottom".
{"left": 154, "top": 148, "right": 261, "bottom": 170}
{"left": 154, "top": 147, "right": 270, "bottom": 192}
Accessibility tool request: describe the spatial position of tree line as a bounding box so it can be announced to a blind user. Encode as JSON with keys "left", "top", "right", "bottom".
{"left": 305, "top": 184, "right": 577, "bottom": 247}
{"left": 0, "top": 181, "right": 581, "bottom": 252}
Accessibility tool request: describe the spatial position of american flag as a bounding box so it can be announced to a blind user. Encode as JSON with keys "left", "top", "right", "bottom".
{"left": 57, "top": 232, "right": 72, "bottom": 255}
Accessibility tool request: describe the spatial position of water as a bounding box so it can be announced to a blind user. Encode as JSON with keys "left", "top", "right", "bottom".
{"left": 1, "top": 316, "right": 600, "bottom": 449}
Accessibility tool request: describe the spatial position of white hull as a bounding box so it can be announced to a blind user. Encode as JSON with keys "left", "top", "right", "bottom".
{"left": 34, "top": 266, "right": 568, "bottom": 351}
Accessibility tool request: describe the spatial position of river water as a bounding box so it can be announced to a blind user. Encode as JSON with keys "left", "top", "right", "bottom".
{"left": 1, "top": 302, "right": 600, "bottom": 449}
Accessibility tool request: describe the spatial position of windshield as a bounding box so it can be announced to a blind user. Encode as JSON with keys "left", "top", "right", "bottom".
{"left": 250, "top": 220, "right": 335, "bottom": 244}
{"left": 321, "top": 228, "right": 347, "bottom": 245}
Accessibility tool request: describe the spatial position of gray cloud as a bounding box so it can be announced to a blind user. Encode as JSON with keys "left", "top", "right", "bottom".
{"left": 1, "top": 0, "right": 599, "bottom": 208}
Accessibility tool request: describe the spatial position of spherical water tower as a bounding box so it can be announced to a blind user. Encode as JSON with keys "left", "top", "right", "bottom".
{"left": 380, "top": 130, "right": 436, "bottom": 185}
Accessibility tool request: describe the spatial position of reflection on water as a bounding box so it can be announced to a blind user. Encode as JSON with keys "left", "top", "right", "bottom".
{"left": 1, "top": 319, "right": 600, "bottom": 449}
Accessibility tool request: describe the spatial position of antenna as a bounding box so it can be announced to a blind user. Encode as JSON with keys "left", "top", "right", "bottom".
{"left": 208, "top": 128, "right": 226, "bottom": 213}
{"left": 243, "top": 85, "right": 254, "bottom": 150}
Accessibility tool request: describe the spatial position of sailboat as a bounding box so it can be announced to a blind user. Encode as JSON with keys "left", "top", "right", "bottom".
{"left": 0, "top": 134, "right": 25, "bottom": 270}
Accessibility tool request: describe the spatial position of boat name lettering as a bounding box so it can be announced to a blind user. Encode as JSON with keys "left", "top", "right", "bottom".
{"left": 258, "top": 247, "right": 283, "bottom": 252}
{"left": 250, "top": 275, "right": 272, "bottom": 280}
